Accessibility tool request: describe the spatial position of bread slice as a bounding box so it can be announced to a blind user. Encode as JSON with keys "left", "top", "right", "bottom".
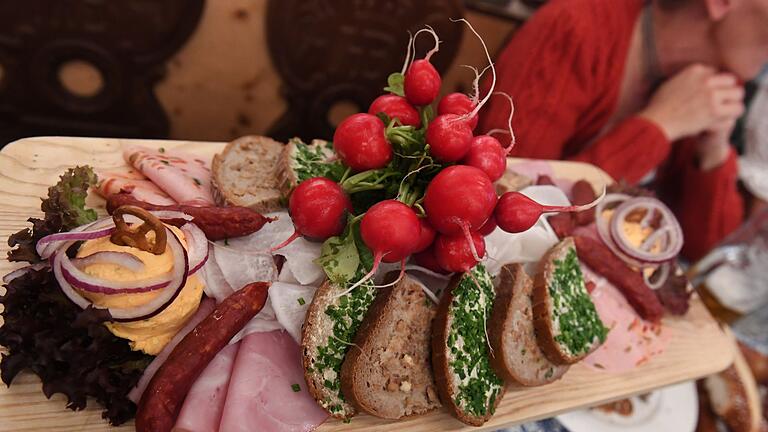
{"left": 704, "top": 344, "right": 763, "bottom": 432}
{"left": 276, "top": 138, "right": 336, "bottom": 197}
{"left": 211, "top": 135, "right": 285, "bottom": 212}
{"left": 432, "top": 265, "right": 505, "bottom": 426}
{"left": 489, "top": 263, "right": 569, "bottom": 386}
{"left": 301, "top": 279, "right": 376, "bottom": 419}
{"left": 340, "top": 274, "right": 440, "bottom": 419}
{"left": 495, "top": 170, "right": 533, "bottom": 195}
{"left": 532, "top": 237, "right": 607, "bottom": 365}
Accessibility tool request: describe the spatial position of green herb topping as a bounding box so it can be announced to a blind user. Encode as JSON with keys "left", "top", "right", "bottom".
{"left": 297, "top": 297, "right": 306, "bottom": 306}
{"left": 291, "top": 138, "right": 345, "bottom": 183}
{"left": 447, "top": 265, "right": 504, "bottom": 418}
{"left": 549, "top": 248, "right": 607, "bottom": 355}
{"left": 291, "top": 383, "right": 301, "bottom": 392}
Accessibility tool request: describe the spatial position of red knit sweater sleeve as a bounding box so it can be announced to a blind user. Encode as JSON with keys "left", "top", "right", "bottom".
{"left": 569, "top": 117, "right": 672, "bottom": 183}
{"left": 479, "top": 2, "right": 670, "bottom": 182}
{"left": 658, "top": 139, "right": 743, "bottom": 260}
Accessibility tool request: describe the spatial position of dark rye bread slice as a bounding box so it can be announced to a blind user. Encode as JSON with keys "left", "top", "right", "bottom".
{"left": 301, "top": 279, "right": 376, "bottom": 419}
{"left": 489, "top": 263, "right": 569, "bottom": 386}
{"left": 532, "top": 237, "right": 607, "bottom": 365}
{"left": 211, "top": 135, "right": 285, "bottom": 212}
{"left": 432, "top": 265, "right": 505, "bottom": 426}
{"left": 340, "top": 274, "right": 440, "bottom": 419}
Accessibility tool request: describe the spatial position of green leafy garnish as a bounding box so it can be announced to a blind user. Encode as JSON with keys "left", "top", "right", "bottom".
{"left": 291, "top": 383, "right": 301, "bottom": 392}
{"left": 291, "top": 138, "right": 346, "bottom": 183}
{"left": 8, "top": 165, "right": 98, "bottom": 263}
{"left": 383, "top": 72, "right": 405, "bottom": 97}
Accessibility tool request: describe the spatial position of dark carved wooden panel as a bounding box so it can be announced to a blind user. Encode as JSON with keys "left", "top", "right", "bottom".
{"left": 0, "top": 0, "right": 204, "bottom": 146}
{"left": 266, "top": 0, "right": 464, "bottom": 142}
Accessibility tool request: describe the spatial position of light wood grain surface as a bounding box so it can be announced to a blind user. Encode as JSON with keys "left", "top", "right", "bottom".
{"left": 0, "top": 137, "right": 734, "bottom": 432}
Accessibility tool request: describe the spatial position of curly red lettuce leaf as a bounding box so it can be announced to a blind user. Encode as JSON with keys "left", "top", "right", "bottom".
{"left": 0, "top": 268, "right": 152, "bottom": 425}
{"left": 7, "top": 166, "right": 98, "bottom": 263}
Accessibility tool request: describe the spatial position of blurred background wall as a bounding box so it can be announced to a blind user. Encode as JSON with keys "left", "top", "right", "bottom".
{"left": 0, "top": 0, "right": 521, "bottom": 146}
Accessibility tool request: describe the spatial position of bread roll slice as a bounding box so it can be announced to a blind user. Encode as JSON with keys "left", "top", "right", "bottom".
{"left": 211, "top": 135, "right": 284, "bottom": 212}
{"left": 489, "top": 263, "right": 569, "bottom": 386}
{"left": 340, "top": 274, "right": 440, "bottom": 419}
{"left": 276, "top": 138, "right": 337, "bottom": 197}
{"left": 432, "top": 265, "right": 505, "bottom": 426}
{"left": 532, "top": 237, "right": 607, "bottom": 365}
{"left": 301, "top": 279, "right": 376, "bottom": 419}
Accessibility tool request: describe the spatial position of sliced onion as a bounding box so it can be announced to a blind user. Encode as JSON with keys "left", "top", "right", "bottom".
{"left": 52, "top": 228, "right": 189, "bottom": 322}
{"left": 181, "top": 223, "right": 208, "bottom": 274}
{"left": 2, "top": 262, "right": 49, "bottom": 284}
{"left": 610, "top": 197, "right": 683, "bottom": 263}
{"left": 72, "top": 251, "right": 145, "bottom": 273}
{"left": 60, "top": 254, "right": 170, "bottom": 294}
{"left": 37, "top": 218, "right": 116, "bottom": 259}
{"left": 644, "top": 262, "right": 671, "bottom": 290}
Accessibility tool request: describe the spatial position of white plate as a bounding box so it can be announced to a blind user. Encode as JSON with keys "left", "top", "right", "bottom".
{"left": 556, "top": 381, "right": 698, "bottom": 432}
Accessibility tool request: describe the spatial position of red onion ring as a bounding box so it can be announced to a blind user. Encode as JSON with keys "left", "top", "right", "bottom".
{"left": 644, "top": 262, "right": 671, "bottom": 290}
{"left": 72, "top": 251, "right": 145, "bottom": 273}
{"left": 610, "top": 197, "right": 683, "bottom": 264}
{"left": 52, "top": 228, "right": 189, "bottom": 322}
{"left": 37, "top": 218, "right": 115, "bottom": 259}
{"left": 2, "top": 263, "right": 50, "bottom": 284}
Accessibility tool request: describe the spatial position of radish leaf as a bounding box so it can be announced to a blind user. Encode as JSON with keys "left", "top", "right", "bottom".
{"left": 383, "top": 72, "right": 405, "bottom": 97}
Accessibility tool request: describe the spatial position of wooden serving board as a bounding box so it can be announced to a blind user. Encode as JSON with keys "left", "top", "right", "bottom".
{"left": 0, "top": 137, "right": 734, "bottom": 432}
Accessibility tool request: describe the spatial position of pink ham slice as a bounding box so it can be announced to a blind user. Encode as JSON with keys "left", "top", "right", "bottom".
{"left": 124, "top": 144, "right": 214, "bottom": 206}
{"left": 174, "top": 343, "right": 240, "bottom": 432}
{"left": 95, "top": 169, "right": 176, "bottom": 206}
{"left": 218, "top": 330, "right": 328, "bottom": 432}
{"left": 128, "top": 298, "right": 216, "bottom": 403}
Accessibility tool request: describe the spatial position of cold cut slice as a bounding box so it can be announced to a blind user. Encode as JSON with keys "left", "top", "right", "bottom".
{"left": 218, "top": 330, "right": 328, "bottom": 432}
{"left": 96, "top": 170, "right": 176, "bottom": 206}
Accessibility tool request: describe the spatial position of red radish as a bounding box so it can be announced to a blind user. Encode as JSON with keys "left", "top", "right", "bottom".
{"left": 478, "top": 214, "right": 497, "bottom": 236}
{"left": 412, "top": 246, "right": 448, "bottom": 274}
{"left": 438, "top": 93, "right": 478, "bottom": 130}
{"left": 413, "top": 218, "right": 436, "bottom": 253}
{"left": 272, "top": 177, "right": 353, "bottom": 250}
{"left": 434, "top": 231, "right": 486, "bottom": 273}
{"left": 462, "top": 135, "right": 507, "bottom": 181}
{"left": 333, "top": 113, "right": 392, "bottom": 171}
{"left": 424, "top": 165, "right": 497, "bottom": 235}
{"left": 495, "top": 190, "right": 604, "bottom": 234}
{"left": 426, "top": 114, "right": 474, "bottom": 162}
{"left": 360, "top": 200, "right": 421, "bottom": 265}
{"left": 368, "top": 95, "right": 420, "bottom": 127}
{"left": 404, "top": 59, "right": 442, "bottom": 106}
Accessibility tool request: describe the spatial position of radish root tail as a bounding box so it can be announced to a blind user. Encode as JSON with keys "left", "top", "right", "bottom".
{"left": 541, "top": 185, "right": 607, "bottom": 213}
{"left": 461, "top": 222, "right": 482, "bottom": 263}
{"left": 492, "top": 91, "right": 516, "bottom": 152}
{"left": 334, "top": 251, "right": 382, "bottom": 298}
{"left": 269, "top": 229, "right": 301, "bottom": 253}
{"left": 400, "top": 31, "right": 415, "bottom": 75}
{"left": 451, "top": 18, "right": 495, "bottom": 121}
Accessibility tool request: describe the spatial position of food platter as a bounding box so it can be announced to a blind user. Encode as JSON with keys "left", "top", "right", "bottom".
{"left": 0, "top": 136, "right": 734, "bottom": 432}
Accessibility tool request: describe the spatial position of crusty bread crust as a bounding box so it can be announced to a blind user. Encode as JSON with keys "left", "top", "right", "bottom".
{"left": 431, "top": 273, "right": 505, "bottom": 426}
{"left": 275, "top": 140, "right": 298, "bottom": 198}
{"left": 211, "top": 135, "right": 284, "bottom": 212}
{"left": 301, "top": 280, "right": 357, "bottom": 419}
{"left": 489, "top": 264, "right": 569, "bottom": 386}
{"left": 532, "top": 237, "right": 600, "bottom": 365}
{"left": 340, "top": 274, "right": 440, "bottom": 419}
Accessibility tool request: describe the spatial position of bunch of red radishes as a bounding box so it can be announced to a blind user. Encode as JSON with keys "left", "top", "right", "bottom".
{"left": 279, "top": 22, "right": 592, "bottom": 284}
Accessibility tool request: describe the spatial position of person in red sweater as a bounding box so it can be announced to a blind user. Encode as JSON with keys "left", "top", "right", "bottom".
{"left": 479, "top": 0, "right": 768, "bottom": 260}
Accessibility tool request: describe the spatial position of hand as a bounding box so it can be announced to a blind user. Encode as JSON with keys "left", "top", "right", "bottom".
{"left": 697, "top": 118, "right": 735, "bottom": 171}
{"left": 639, "top": 64, "right": 745, "bottom": 142}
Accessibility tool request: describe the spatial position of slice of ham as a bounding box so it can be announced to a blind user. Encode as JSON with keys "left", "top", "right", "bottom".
{"left": 123, "top": 144, "right": 214, "bottom": 206}
{"left": 583, "top": 266, "right": 670, "bottom": 373}
{"left": 128, "top": 298, "right": 216, "bottom": 403}
{"left": 95, "top": 169, "right": 176, "bottom": 206}
{"left": 174, "top": 343, "right": 239, "bottom": 432}
{"left": 219, "top": 330, "right": 328, "bottom": 432}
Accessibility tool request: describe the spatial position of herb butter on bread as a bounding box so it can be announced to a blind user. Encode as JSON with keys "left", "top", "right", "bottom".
{"left": 302, "top": 278, "right": 376, "bottom": 419}
{"left": 340, "top": 274, "right": 440, "bottom": 419}
{"left": 532, "top": 237, "right": 607, "bottom": 365}
{"left": 276, "top": 138, "right": 344, "bottom": 197}
{"left": 490, "top": 263, "right": 569, "bottom": 386}
{"left": 432, "top": 265, "right": 505, "bottom": 426}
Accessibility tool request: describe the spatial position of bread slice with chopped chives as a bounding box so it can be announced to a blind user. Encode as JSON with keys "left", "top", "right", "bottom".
{"left": 432, "top": 264, "right": 505, "bottom": 426}
{"left": 532, "top": 237, "right": 607, "bottom": 365}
